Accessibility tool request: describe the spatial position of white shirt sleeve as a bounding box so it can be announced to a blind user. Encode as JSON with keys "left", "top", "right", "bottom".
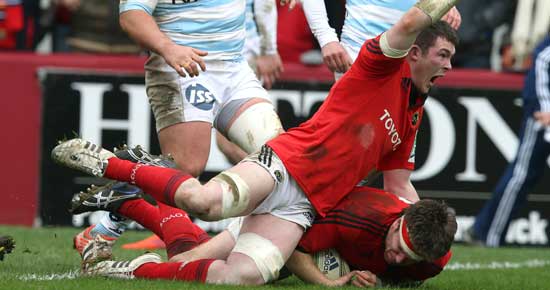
{"left": 120, "top": 0, "right": 158, "bottom": 15}
{"left": 253, "top": 0, "right": 278, "bottom": 55}
{"left": 302, "top": 0, "right": 339, "bottom": 48}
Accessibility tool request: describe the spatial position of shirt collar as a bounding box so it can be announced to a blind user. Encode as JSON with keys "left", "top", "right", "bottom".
{"left": 409, "top": 83, "right": 428, "bottom": 108}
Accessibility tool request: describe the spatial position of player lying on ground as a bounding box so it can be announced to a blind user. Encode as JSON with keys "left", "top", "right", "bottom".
{"left": 52, "top": 0, "right": 458, "bottom": 285}
{"left": 69, "top": 168, "right": 455, "bottom": 287}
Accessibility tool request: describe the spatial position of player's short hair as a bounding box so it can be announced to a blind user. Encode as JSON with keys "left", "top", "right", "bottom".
{"left": 403, "top": 199, "right": 456, "bottom": 261}
{"left": 414, "top": 20, "right": 459, "bottom": 54}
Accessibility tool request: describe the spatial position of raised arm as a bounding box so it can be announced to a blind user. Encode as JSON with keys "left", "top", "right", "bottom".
{"left": 383, "top": 0, "right": 457, "bottom": 55}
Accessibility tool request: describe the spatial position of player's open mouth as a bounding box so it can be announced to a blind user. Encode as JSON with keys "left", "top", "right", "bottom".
{"left": 429, "top": 75, "right": 443, "bottom": 86}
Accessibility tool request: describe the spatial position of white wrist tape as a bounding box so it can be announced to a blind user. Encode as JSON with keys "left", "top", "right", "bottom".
{"left": 414, "top": 0, "right": 457, "bottom": 23}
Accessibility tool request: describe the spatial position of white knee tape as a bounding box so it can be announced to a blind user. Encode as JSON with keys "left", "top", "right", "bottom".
{"left": 212, "top": 171, "right": 250, "bottom": 218}
{"left": 232, "top": 233, "right": 285, "bottom": 283}
{"left": 227, "top": 102, "right": 283, "bottom": 154}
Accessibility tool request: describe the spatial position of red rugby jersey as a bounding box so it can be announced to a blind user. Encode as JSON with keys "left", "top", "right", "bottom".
{"left": 267, "top": 36, "right": 425, "bottom": 216}
{"left": 298, "top": 186, "right": 451, "bottom": 283}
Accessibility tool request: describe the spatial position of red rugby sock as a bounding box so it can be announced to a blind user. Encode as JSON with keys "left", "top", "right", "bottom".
{"left": 158, "top": 203, "right": 204, "bottom": 258}
{"left": 104, "top": 157, "right": 192, "bottom": 206}
{"left": 134, "top": 259, "right": 215, "bottom": 282}
{"left": 118, "top": 199, "right": 163, "bottom": 238}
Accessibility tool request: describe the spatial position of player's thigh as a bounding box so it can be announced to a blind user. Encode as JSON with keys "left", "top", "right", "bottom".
{"left": 214, "top": 63, "right": 283, "bottom": 153}
{"left": 241, "top": 214, "right": 303, "bottom": 260}
{"left": 146, "top": 58, "right": 220, "bottom": 175}
{"left": 158, "top": 121, "right": 212, "bottom": 176}
{"left": 213, "top": 214, "right": 303, "bottom": 284}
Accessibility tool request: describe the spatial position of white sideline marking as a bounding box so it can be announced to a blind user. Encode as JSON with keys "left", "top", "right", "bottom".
{"left": 446, "top": 259, "right": 550, "bottom": 270}
{"left": 16, "top": 260, "right": 550, "bottom": 280}
{"left": 17, "top": 269, "right": 80, "bottom": 281}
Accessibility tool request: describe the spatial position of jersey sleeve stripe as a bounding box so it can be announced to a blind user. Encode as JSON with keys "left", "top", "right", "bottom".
{"left": 315, "top": 219, "right": 386, "bottom": 235}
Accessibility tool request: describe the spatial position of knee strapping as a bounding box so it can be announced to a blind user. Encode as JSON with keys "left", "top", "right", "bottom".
{"left": 212, "top": 171, "right": 250, "bottom": 218}
{"left": 232, "top": 233, "right": 285, "bottom": 283}
{"left": 215, "top": 100, "right": 282, "bottom": 154}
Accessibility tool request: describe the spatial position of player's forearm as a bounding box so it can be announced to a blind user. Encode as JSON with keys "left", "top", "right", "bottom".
{"left": 302, "top": 0, "right": 338, "bottom": 48}
{"left": 385, "top": 0, "right": 457, "bottom": 52}
{"left": 254, "top": 0, "right": 278, "bottom": 55}
{"left": 383, "top": 170, "right": 419, "bottom": 202}
{"left": 119, "top": 10, "right": 175, "bottom": 57}
{"left": 286, "top": 250, "right": 335, "bottom": 286}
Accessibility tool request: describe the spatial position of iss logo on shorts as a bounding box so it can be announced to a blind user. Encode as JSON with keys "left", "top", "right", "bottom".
{"left": 185, "top": 83, "right": 215, "bottom": 111}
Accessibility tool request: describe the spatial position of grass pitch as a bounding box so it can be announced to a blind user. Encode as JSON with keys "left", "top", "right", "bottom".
{"left": 1, "top": 225, "right": 549, "bottom": 290}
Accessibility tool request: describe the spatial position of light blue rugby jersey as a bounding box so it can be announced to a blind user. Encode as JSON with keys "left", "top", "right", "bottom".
{"left": 120, "top": 0, "right": 246, "bottom": 61}
{"left": 341, "top": 0, "right": 416, "bottom": 58}
{"left": 243, "top": 0, "right": 260, "bottom": 58}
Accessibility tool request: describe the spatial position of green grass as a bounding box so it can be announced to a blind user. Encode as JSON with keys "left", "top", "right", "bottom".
{"left": 1, "top": 225, "right": 549, "bottom": 290}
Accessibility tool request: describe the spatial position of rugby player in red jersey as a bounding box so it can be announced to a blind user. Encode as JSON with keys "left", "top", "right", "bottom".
{"left": 66, "top": 185, "right": 455, "bottom": 287}
{"left": 287, "top": 187, "right": 455, "bottom": 287}
{"left": 52, "top": 0, "right": 458, "bottom": 285}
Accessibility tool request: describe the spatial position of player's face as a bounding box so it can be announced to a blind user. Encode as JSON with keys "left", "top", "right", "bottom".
{"left": 384, "top": 217, "right": 415, "bottom": 265}
{"left": 410, "top": 37, "right": 455, "bottom": 94}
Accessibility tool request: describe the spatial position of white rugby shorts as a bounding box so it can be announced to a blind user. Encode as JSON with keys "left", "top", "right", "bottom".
{"left": 144, "top": 53, "right": 269, "bottom": 132}
{"left": 239, "top": 145, "right": 316, "bottom": 230}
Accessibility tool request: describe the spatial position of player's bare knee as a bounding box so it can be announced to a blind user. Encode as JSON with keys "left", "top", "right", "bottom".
{"left": 174, "top": 179, "right": 217, "bottom": 218}
{"left": 231, "top": 260, "right": 265, "bottom": 285}
{"left": 208, "top": 258, "right": 264, "bottom": 285}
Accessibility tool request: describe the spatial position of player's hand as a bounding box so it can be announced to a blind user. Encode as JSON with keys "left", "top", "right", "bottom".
{"left": 534, "top": 111, "right": 550, "bottom": 126}
{"left": 321, "top": 42, "right": 353, "bottom": 73}
{"left": 325, "top": 271, "right": 357, "bottom": 287}
{"left": 256, "top": 54, "right": 284, "bottom": 90}
{"left": 350, "top": 270, "right": 378, "bottom": 288}
{"left": 441, "top": 6, "right": 461, "bottom": 30}
{"left": 279, "top": 0, "right": 296, "bottom": 10}
{"left": 161, "top": 43, "right": 208, "bottom": 77}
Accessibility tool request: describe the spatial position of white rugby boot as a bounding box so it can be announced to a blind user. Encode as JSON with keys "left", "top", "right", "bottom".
{"left": 83, "top": 253, "right": 162, "bottom": 279}
{"left": 51, "top": 138, "right": 115, "bottom": 177}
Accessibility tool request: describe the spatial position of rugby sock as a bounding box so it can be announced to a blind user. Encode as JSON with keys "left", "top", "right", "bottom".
{"left": 91, "top": 213, "right": 129, "bottom": 238}
{"left": 104, "top": 157, "right": 192, "bottom": 206}
{"left": 158, "top": 202, "right": 202, "bottom": 259}
{"left": 134, "top": 259, "right": 215, "bottom": 282}
{"left": 118, "top": 199, "right": 163, "bottom": 238}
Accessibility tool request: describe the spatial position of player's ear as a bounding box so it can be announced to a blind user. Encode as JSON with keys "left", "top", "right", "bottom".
{"left": 408, "top": 45, "right": 421, "bottom": 61}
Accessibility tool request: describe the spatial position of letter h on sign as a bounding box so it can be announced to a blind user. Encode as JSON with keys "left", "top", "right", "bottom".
{"left": 72, "top": 82, "right": 151, "bottom": 150}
